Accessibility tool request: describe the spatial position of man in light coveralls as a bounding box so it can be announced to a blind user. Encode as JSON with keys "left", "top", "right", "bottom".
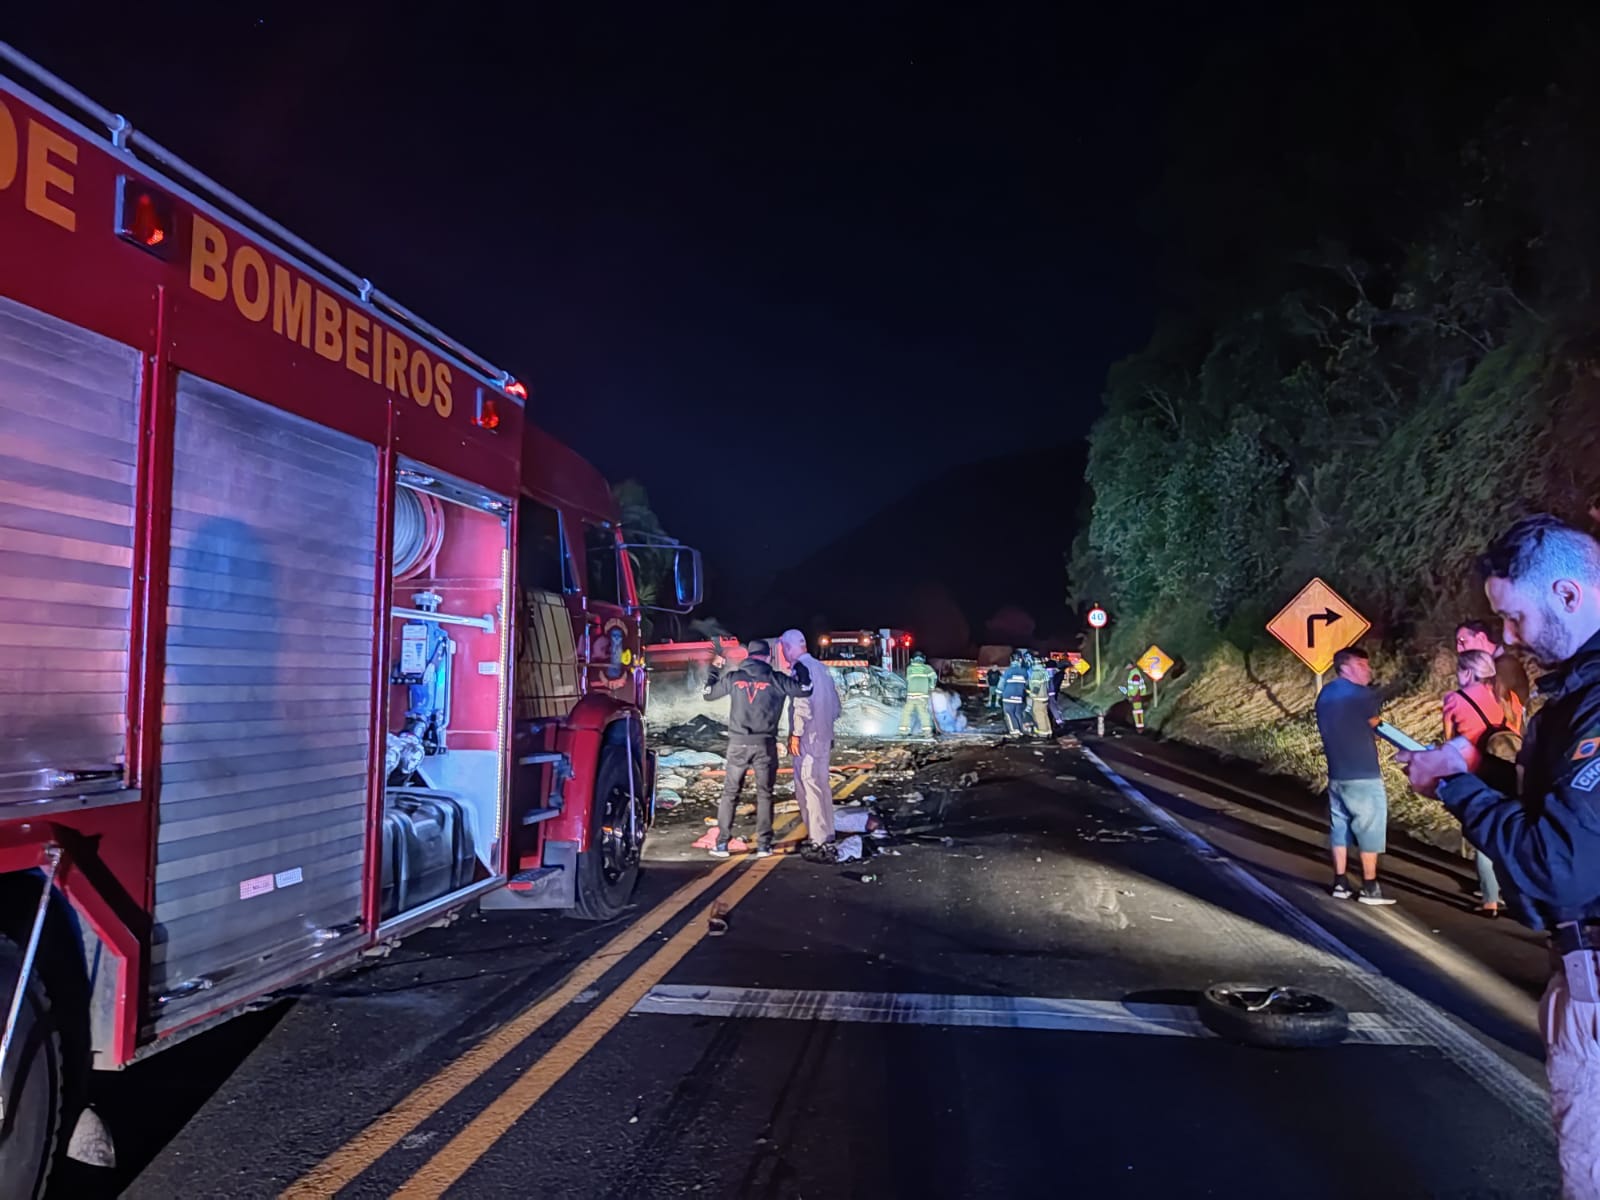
{"left": 779, "top": 629, "right": 841, "bottom": 851}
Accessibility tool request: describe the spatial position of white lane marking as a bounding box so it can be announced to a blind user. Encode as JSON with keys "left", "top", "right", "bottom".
{"left": 631, "top": 983, "right": 1431, "bottom": 1045}
{"left": 1081, "top": 747, "right": 1552, "bottom": 1135}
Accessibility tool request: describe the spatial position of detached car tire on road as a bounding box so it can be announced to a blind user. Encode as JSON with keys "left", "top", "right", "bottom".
{"left": 1197, "top": 982, "right": 1349, "bottom": 1049}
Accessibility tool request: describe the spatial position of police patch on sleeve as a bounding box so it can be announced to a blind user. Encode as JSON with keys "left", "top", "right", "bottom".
{"left": 1575, "top": 760, "right": 1600, "bottom": 793}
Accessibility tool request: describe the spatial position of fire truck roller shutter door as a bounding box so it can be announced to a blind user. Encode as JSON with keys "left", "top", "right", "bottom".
{"left": 0, "top": 294, "right": 141, "bottom": 802}
{"left": 154, "top": 374, "right": 379, "bottom": 1035}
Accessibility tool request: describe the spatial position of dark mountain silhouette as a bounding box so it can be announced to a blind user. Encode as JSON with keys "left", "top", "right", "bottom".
{"left": 740, "top": 444, "right": 1086, "bottom": 655}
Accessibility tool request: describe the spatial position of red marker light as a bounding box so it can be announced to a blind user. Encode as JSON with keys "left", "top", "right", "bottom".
{"left": 133, "top": 194, "right": 165, "bottom": 245}
{"left": 505, "top": 380, "right": 528, "bottom": 400}
{"left": 473, "top": 390, "right": 502, "bottom": 431}
{"left": 115, "top": 176, "right": 176, "bottom": 260}
{"left": 903, "top": 635, "right": 913, "bottom": 647}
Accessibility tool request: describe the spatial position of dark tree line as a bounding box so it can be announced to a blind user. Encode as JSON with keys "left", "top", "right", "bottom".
{"left": 1072, "top": 11, "right": 1600, "bottom": 656}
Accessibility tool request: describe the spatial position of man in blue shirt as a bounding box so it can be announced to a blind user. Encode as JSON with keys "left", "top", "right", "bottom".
{"left": 1314, "top": 646, "right": 1395, "bottom": 905}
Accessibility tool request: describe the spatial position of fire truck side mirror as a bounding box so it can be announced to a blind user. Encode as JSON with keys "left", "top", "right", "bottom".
{"left": 620, "top": 536, "right": 703, "bottom": 614}
{"left": 672, "top": 547, "right": 704, "bottom": 611}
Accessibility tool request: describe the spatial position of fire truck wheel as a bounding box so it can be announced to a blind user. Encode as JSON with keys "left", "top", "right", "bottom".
{"left": 570, "top": 743, "right": 644, "bottom": 921}
{"left": 0, "top": 934, "right": 64, "bottom": 1200}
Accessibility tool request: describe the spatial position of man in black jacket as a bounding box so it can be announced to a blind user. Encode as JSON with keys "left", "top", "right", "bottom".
{"left": 704, "top": 639, "right": 811, "bottom": 857}
{"left": 1399, "top": 515, "right": 1600, "bottom": 1194}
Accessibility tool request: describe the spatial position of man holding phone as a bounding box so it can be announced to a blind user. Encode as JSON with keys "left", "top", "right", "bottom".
{"left": 1314, "top": 646, "right": 1397, "bottom": 905}
{"left": 1398, "top": 516, "right": 1600, "bottom": 1196}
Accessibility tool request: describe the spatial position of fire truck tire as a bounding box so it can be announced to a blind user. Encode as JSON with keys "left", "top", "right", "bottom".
{"left": 570, "top": 743, "right": 644, "bottom": 921}
{"left": 0, "top": 935, "right": 63, "bottom": 1200}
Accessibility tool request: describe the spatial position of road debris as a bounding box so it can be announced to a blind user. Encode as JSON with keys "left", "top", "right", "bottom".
{"left": 659, "top": 749, "right": 724, "bottom": 769}
{"left": 692, "top": 828, "right": 749, "bottom": 852}
{"left": 834, "top": 809, "right": 878, "bottom": 835}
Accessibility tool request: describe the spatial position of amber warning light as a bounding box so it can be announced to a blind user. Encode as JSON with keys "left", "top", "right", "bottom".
{"left": 115, "top": 176, "right": 176, "bottom": 260}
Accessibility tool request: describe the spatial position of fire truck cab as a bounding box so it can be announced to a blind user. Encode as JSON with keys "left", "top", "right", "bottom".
{"left": 0, "top": 47, "right": 698, "bottom": 1195}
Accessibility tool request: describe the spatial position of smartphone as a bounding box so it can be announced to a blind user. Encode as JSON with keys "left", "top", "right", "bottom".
{"left": 1372, "top": 721, "right": 1430, "bottom": 753}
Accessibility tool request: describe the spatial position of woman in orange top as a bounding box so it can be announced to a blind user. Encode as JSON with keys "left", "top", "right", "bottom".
{"left": 1442, "top": 649, "right": 1506, "bottom": 916}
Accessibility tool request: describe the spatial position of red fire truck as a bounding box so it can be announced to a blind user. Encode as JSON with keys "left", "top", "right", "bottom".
{"left": 0, "top": 46, "right": 699, "bottom": 1194}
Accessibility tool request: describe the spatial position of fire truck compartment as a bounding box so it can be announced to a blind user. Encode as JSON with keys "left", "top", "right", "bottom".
{"left": 151, "top": 374, "right": 381, "bottom": 1033}
{"left": 0, "top": 294, "right": 141, "bottom": 805}
{"left": 382, "top": 468, "right": 511, "bottom": 920}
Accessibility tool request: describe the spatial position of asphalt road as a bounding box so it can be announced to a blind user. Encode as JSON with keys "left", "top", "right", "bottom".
{"left": 78, "top": 728, "right": 1560, "bottom": 1198}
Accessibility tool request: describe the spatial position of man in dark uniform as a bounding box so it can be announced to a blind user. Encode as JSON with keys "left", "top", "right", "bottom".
{"left": 1399, "top": 516, "right": 1600, "bottom": 1194}
{"left": 704, "top": 638, "right": 810, "bottom": 857}
{"left": 999, "top": 652, "right": 1029, "bottom": 736}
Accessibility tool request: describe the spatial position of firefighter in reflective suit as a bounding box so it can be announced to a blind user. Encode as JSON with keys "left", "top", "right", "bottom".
{"left": 1028, "top": 656, "right": 1054, "bottom": 738}
{"left": 1121, "top": 666, "right": 1150, "bottom": 731}
{"left": 899, "top": 651, "right": 940, "bottom": 737}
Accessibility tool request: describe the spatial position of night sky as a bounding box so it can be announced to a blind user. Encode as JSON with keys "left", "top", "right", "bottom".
{"left": 7, "top": 8, "right": 1250, "bottom": 594}
{"left": 15, "top": 2, "right": 1515, "bottom": 631}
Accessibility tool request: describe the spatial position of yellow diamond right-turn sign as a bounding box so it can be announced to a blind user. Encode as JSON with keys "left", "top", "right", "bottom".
{"left": 1266, "top": 577, "right": 1370, "bottom": 676}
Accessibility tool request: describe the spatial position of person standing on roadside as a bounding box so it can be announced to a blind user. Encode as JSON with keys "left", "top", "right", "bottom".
{"left": 1313, "top": 646, "right": 1396, "bottom": 906}
{"left": 1442, "top": 649, "right": 1510, "bottom": 917}
{"left": 999, "top": 652, "right": 1029, "bottom": 736}
{"left": 777, "top": 629, "right": 841, "bottom": 855}
{"left": 704, "top": 638, "right": 810, "bottom": 858}
{"left": 1456, "top": 619, "right": 1532, "bottom": 734}
{"left": 1121, "top": 665, "right": 1150, "bottom": 732}
{"left": 1398, "top": 516, "right": 1600, "bottom": 1197}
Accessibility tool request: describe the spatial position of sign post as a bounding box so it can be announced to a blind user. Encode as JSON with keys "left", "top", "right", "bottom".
{"left": 1139, "top": 644, "right": 1174, "bottom": 707}
{"left": 1266, "top": 578, "right": 1370, "bottom": 688}
{"left": 1087, "top": 605, "right": 1108, "bottom": 690}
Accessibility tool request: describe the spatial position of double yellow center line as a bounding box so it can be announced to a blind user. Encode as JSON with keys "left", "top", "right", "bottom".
{"left": 283, "top": 818, "right": 808, "bottom": 1198}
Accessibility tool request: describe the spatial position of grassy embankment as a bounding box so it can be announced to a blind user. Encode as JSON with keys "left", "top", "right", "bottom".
{"left": 1085, "top": 615, "right": 1469, "bottom": 848}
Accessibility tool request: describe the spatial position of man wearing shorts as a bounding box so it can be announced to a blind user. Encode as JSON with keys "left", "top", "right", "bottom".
{"left": 1314, "top": 646, "right": 1396, "bottom": 905}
